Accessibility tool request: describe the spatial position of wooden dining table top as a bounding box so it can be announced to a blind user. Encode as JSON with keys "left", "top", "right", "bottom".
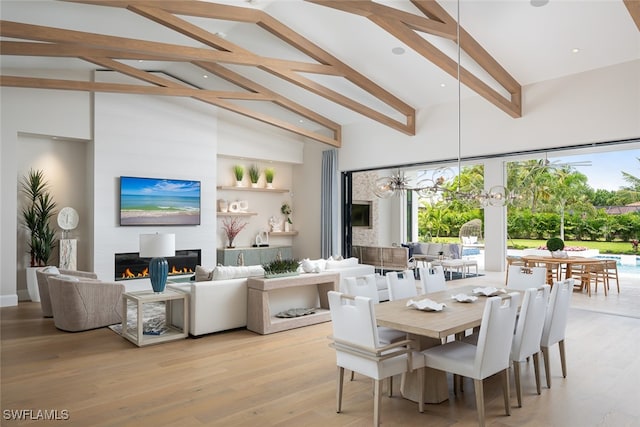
{"left": 520, "top": 255, "right": 603, "bottom": 265}
{"left": 375, "top": 284, "right": 519, "bottom": 340}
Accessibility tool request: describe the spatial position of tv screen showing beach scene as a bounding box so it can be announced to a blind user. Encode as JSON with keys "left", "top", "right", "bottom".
{"left": 120, "top": 176, "right": 201, "bottom": 226}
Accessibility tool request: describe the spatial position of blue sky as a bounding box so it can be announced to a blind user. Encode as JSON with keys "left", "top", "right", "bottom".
{"left": 552, "top": 149, "right": 640, "bottom": 191}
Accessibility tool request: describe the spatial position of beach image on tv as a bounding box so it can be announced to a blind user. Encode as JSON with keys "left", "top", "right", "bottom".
{"left": 120, "top": 176, "right": 201, "bottom": 226}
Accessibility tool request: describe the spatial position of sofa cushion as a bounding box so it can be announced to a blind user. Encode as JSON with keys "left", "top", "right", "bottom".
{"left": 300, "top": 258, "right": 327, "bottom": 273}
{"left": 325, "top": 257, "right": 359, "bottom": 270}
{"left": 426, "top": 243, "right": 443, "bottom": 256}
{"left": 57, "top": 274, "right": 80, "bottom": 282}
{"left": 212, "top": 265, "right": 265, "bottom": 280}
{"left": 195, "top": 265, "right": 214, "bottom": 282}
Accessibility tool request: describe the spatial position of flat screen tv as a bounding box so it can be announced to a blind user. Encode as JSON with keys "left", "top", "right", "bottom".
{"left": 351, "top": 201, "right": 372, "bottom": 228}
{"left": 120, "top": 176, "right": 201, "bottom": 226}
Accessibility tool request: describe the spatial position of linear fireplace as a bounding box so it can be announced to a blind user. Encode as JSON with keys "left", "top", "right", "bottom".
{"left": 115, "top": 249, "right": 201, "bottom": 281}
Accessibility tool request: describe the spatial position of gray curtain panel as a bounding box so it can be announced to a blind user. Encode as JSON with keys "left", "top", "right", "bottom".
{"left": 321, "top": 149, "right": 339, "bottom": 258}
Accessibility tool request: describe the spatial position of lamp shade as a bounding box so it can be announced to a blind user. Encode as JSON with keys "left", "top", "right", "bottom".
{"left": 139, "top": 233, "right": 175, "bottom": 258}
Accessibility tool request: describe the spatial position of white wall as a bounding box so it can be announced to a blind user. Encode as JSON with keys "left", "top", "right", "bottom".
{"left": 1, "top": 75, "right": 92, "bottom": 306}
{"left": 92, "top": 71, "right": 219, "bottom": 282}
{"left": 339, "top": 60, "right": 640, "bottom": 172}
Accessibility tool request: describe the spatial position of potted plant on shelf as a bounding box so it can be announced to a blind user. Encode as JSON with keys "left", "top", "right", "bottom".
{"left": 264, "top": 168, "right": 275, "bottom": 189}
{"left": 248, "top": 164, "right": 260, "bottom": 188}
{"left": 20, "top": 169, "right": 58, "bottom": 302}
{"left": 233, "top": 165, "right": 244, "bottom": 187}
{"left": 281, "top": 202, "right": 292, "bottom": 232}
{"left": 263, "top": 258, "right": 300, "bottom": 278}
{"left": 221, "top": 217, "right": 248, "bottom": 248}
{"left": 546, "top": 237, "right": 567, "bottom": 258}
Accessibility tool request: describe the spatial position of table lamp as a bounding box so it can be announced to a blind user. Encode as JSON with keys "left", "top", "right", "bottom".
{"left": 139, "top": 233, "right": 175, "bottom": 293}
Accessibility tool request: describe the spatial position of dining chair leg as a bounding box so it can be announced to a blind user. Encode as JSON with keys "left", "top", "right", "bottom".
{"left": 374, "top": 379, "right": 383, "bottom": 427}
{"left": 350, "top": 370, "right": 355, "bottom": 381}
{"left": 337, "top": 367, "right": 344, "bottom": 413}
{"left": 417, "top": 368, "right": 425, "bottom": 413}
{"left": 502, "top": 368, "right": 512, "bottom": 416}
{"left": 533, "top": 352, "right": 542, "bottom": 395}
{"left": 513, "top": 361, "right": 522, "bottom": 408}
{"left": 542, "top": 346, "right": 551, "bottom": 388}
{"left": 473, "top": 378, "right": 486, "bottom": 427}
{"left": 559, "top": 339, "right": 567, "bottom": 378}
{"left": 387, "top": 376, "right": 393, "bottom": 397}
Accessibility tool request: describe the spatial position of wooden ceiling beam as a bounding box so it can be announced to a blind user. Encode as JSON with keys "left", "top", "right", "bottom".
{"left": 65, "top": 0, "right": 416, "bottom": 130}
{"left": 624, "top": 0, "right": 640, "bottom": 31}
{"left": 309, "top": 0, "right": 522, "bottom": 118}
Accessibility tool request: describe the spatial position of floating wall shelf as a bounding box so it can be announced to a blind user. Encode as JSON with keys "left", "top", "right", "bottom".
{"left": 217, "top": 186, "right": 289, "bottom": 193}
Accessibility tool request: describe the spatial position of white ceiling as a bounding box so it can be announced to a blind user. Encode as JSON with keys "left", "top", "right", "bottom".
{"left": 1, "top": 0, "right": 639, "bottom": 130}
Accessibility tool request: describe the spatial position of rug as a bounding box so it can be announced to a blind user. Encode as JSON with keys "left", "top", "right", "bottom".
{"left": 109, "top": 301, "right": 168, "bottom": 336}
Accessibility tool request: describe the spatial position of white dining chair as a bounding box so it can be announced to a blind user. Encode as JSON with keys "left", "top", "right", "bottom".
{"left": 506, "top": 265, "right": 547, "bottom": 290}
{"left": 344, "top": 275, "right": 406, "bottom": 384}
{"left": 328, "top": 291, "right": 425, "bottom": 426}
{"left": 422, "top": 292, "right": 521, "bottom": 427}
{"left": 510, "top": 285, "right": 551, "bottom": 407}
{"left": 418, "top": 265, "right": 446, "bottom": 294}
{"left": 541, "top": 278, "right": 574, "bottom": 388}
{"left": 386, "top": 270, "right": 418, "bottom": 301}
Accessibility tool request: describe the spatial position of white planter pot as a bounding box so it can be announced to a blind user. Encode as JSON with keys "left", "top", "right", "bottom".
{"left": 26, "top": 267, "right": 40, "bottom": 302}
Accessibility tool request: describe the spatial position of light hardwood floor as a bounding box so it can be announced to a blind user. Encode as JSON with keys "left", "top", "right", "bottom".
{"left": 2, "top": 271, "right": 639, "bottom": 426}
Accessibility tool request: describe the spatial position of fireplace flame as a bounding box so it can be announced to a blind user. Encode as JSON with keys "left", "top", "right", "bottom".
{"left": 122, "top": 268, "right": 135, "bottom": 279}
{"left": 141, "top": 267, "right": 149, "bottom": 277}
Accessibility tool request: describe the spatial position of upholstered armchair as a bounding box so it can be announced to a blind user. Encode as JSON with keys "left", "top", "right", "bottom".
{"left": 36, "top": 267, "right": 98, "bottom": 317}
{"left": 47, "top": 276, "right": 125, "bottom": 332}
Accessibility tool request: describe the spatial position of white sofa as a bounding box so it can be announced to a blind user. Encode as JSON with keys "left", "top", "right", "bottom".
{"left": 166, "top": 259, "right": 375, "bottom": 337}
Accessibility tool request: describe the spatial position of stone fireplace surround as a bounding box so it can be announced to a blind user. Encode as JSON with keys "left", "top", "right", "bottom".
{"left": 114, "top": 249, "right": 201, "bottom": 281}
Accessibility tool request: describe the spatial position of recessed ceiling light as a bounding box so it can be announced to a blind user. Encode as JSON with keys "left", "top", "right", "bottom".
{"left": 391, "top": 47, "right": 405, "bottom": 55}
{"left": 440, "top": 83, "right": 446, "bottom": 88}
{"left": 203, "top": 75, "right": 209, "bottom": 79}
{"left": 215, "top": 32, "right": 227, "bottom": 39}
{"left": 530, "top": 0, "right": 549, "bottom": 7}
{"left": 571, "top": 48, "right": 580, "bottom": 54}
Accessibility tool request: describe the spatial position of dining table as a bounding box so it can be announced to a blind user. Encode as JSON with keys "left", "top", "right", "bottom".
{"left": 520, "top": 255, "right": 604, "bottom": 284}
{"left": 375, "top": 284, "right": 520, "bottom": 404}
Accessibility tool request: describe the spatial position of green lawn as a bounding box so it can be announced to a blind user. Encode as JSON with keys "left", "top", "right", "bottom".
{"left": 432, "top": 237, "right": 638, "bottom": 255}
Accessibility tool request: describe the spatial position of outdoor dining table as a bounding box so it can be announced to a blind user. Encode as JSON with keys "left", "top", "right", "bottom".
{"left": 375, "top": 284, "right": 520, "bottom": 404}
{"left": 520, "top": 255, "right": 604, "bottom": 284}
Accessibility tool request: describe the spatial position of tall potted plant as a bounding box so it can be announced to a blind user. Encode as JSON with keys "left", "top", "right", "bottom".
{"left": 21, "top": 169, "right": 57, "bottom": 301}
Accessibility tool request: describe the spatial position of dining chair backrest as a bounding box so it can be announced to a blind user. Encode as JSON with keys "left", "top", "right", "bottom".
{"left": 386, "top": 270, "right": 417, "bottom": 301}
{"left": 328, "top": 291, "right": 380, "bottom": 349}
{"left": 506, "top": 266, "right": 547, "bottom": 290}
{"left": 475, "top": 292, "right": 521, "bottom": 378}
{"left": 541, "top": 279, "right": 574, "bottom": 348}
{"left": 344, "top": 274, "right": 380, "bottom": 303}
{"left": 418, "top": 265, "right": 446, "bottom": 294}
{"left": 511, "top": 285, "right": 551, "bottom": 362}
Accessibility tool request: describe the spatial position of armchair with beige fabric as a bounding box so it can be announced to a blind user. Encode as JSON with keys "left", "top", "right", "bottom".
{"left": 47, "top": 276, "right": 125, "bottom": 332}
{"left": 36, "top": 267, "right": 99, "bottom": 317}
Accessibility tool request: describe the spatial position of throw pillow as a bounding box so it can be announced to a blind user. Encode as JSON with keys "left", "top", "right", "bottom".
{"left": 195, "top": 265, "right": 214, "bottom": 282}
{"left": 42, "top": 266, "right": 60, "bottom": 275}
{"left": 56, "top": 274, "right": 80, "bottom": 282}
{"left": 212, "top": 265, "right": 265, "bottom": 280}
{"left": 325, "top": 257, "right": 359, "bottom": 270}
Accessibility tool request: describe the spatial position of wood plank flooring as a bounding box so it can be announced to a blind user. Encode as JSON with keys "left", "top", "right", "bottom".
{"left": 2, "top": 272, "right": 639, "bottom": 426}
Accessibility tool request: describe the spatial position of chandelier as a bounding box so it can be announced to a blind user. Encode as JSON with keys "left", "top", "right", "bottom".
{"left": 372, "top": 0, "right": 516, "bottom": 208}
{"left": 373, "top": 168, "right": 516, "bottom": 207}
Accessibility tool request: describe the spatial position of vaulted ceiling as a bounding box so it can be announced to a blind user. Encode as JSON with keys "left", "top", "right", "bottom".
{"left": 1, "top": 0, "right": 639, "bottom": 148}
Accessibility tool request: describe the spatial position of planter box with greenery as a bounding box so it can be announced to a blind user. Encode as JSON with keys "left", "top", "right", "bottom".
{"left": 263, "top": 259, "right": 299, "bottom": 278}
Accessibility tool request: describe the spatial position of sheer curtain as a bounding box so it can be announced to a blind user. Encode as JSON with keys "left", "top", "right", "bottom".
{"left": 321, "top": 149, "right": 339, "bottom": 258}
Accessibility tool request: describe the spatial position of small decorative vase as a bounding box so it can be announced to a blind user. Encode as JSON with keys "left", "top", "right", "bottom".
{"left": 251, "top": 182, "right": 258, "bottom": 188}
{"left": 218, "top": 199, "right": 228, "bottom": 213}
{"left": 235, "top": 180, "right": 243, "bottom": 187}
{"left": 284, "top": 222, "right": 291, "bottom": 232}
{"left": 266, "top": 182, "right": 273, "bottom": 189}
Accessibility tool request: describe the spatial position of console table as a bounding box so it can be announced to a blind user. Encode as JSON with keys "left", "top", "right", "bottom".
{"left": 246, "top": 272, "right": 339, "bottom": 335}
{"left": 216, "top": 246, "right": 292, "bottom": 266}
